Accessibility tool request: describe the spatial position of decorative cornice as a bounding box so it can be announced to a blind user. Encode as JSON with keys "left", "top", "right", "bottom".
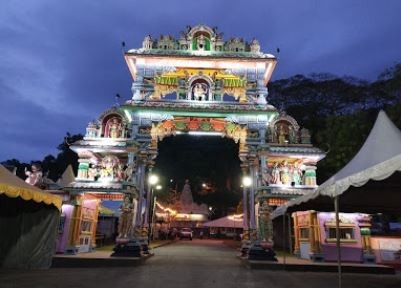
{"left": 126, "top": 49, "right": 275, "bottom": 60}
{"left": 123, "top": 101, "right": 277, "bottom": 115}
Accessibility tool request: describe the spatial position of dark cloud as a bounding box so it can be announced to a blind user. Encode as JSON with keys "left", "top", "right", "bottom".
{"left": 1, "top": 0, "right": 401, "bottom": 161}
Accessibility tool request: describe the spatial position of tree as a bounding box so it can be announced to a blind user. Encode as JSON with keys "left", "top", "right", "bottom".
{"left": 53, "top": 132, "right": 83, "bottom": 180}
{"left": 1, "top": 132, "right": 83, "bottom": 182}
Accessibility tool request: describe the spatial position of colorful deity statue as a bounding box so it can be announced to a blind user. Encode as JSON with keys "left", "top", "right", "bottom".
{"left": 292, "top": 162, "right": 303, "bottom": 185}
{"left": 277, "top": 124, "right": 287, "bottom": 144}
{"left": 88, "top": 164, "right": 98, "bottom": 180}
{"left": 114, "top": 164, "right": 125, "bottom": 181}
{"left": 117, "top": 194, "right": 134, "bottom": 239}
{"left": 288, "top": 125, "right": 298, "bottom": 144}
{"left": 197, "top": 34, "right": 206, "bottom": 51}
{"left": 300, "top": 128, "right": 311, "bottom": 144}
{"left": 279, "top": 161, "right": 291, "bottom": 185}
{"left": 124, "top": 162, "right": 136, "bottom": 182}
{"left": 193, "top": 83, "right": 207, "bottom": 101}
{"left": 261, "top": 168, "right": 272, "bottom": 186}
{"left": 100, "top": 155, "right": 120, "bottom": 180}
{"left": 271, "top": 162, "right": 281, "bottom": 184}
{"left": 258, "top": 200, "right": 273, "bottom": 243}
{"left": 25, "top": 164, "right": 43, "bottom": 188}
{"left": 108, "top": 117, "right": 122, "bottom": 138}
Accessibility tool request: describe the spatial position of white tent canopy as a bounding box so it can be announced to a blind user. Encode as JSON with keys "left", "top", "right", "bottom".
{"left": 57, "top": 164, "right": 75, "bottom": 188}
{"left": 273, "top": 110, "right": 401, "bottom": 218}
{"left": 203, "top": 215, "right": 243, "bottom": 228}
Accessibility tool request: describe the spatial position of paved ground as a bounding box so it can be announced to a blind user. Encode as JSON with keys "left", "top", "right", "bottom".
{"left": 1, "top": 239, "right": 401, "bottom": 288}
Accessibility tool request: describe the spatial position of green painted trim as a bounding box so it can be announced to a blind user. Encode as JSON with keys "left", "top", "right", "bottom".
{"left": 124, "top": 106, "right": 278, "bottom": 118}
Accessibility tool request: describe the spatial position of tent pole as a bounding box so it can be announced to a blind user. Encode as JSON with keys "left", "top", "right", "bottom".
{"left": 334, "top": 196, "right": 342, "bottom": 288}
{"left": 283, "top": 214, "right": 286, "bottom": 268}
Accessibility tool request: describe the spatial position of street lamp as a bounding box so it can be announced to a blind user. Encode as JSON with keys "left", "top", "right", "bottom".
{"left": 242, "top": 176, "right": 252, "bottom": 240}
{"left": 151, "top": 184, "right": 162, "bottom": 240}
{"left": 149, "top": 174, "right": 159, "bottom": 186}
{"left": 242, "top": 176, "right": 252, "bottom": 188}
{"left": 146, "top": 174, "right": 159, "bottom": 242}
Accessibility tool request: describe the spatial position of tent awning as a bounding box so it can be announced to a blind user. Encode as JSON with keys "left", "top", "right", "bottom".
{"left": 272, "top": 110, "right": 401, "bottom": 218}
{"left": 203, "top": 215, "right": 243, "bottom": 228}
{"left": 0, "top": 165, "right": 62, "bottom": 210}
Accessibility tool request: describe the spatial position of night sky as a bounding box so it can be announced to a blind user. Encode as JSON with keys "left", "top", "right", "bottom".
{"left": 1, "top": 0, "right": 401, "bottom": 162}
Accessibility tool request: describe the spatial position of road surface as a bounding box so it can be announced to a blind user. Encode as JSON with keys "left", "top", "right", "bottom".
{"left": 0, "top": 239, "right": 400, "bottom": 288}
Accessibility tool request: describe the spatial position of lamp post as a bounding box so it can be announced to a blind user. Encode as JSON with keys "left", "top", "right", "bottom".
{"left": 150, "top": 184, "right": 162, "bottom": 241}
{"left": 146, "top": 174, "right": 159, "bottom": 243}
{"left": 242, "top": 176, "right": 252, "bottom": 240}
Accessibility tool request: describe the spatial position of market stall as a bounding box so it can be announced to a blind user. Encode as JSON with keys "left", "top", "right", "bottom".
{"left": 272, "top": 110, "right": 401, "bottom": 283}
{"left": 0, "top": 164, "right": 62, "bottom": 269}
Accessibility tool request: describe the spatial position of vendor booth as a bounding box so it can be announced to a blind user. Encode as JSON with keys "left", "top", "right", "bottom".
{"left": 292, "top": 211, "right": 372, "bottom": 262}
{"left": 273, "top": 111, "right": 401, "bottom": 266}
{"left": 0, "top": 164, "right": 62, "bottom": 269}
{"left": 203, "top": 214, "right": 243, "bottom": 239}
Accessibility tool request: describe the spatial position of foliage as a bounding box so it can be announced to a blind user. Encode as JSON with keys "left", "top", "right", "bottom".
{"left": 1, "top": 132, "right": 83, "bottom": 182}
{"left": 268, "top": 63, "right": 401, "bottom": 182}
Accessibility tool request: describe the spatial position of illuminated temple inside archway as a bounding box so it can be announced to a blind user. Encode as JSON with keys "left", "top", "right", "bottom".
{"left": 60, "top": 25, "right": 325, "bottom": 253}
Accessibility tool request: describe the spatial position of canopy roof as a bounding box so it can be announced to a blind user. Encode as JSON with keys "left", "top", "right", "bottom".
{"left": 57, "top": 165, "right": 75, "bottom": 188}
{"left": 273, "top": 110, "right": 401, "bottom": 217}
{"left": 0, "top": 165, "right": 62, "bottom": 210}
{"left": 203, "top": 214, "right": 243, "bottom": 228}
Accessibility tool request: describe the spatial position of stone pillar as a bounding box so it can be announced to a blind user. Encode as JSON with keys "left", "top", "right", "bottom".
{"left": 131, "top": 197, "right": 139, "bottom": 229}
{"left": 249, "top": 163, "right": 256, "bottom": 232}
{"left": 259, "top": 155, "right": 267, "bottom": 187}
{"left": 248, "top": 153, "right": 259, "bottom": 241}
{"left": 143, "top": 163, "right": 154, "bottom": 227}
{"left": 135, "top": 160, "right": 146, "bottom": 227}
{"left": 132, "top": 76, "right": 145, "bottom": 100}
{"left": 77, "top": 160, "right": 89, "bottom": 179}
{"left": 303, "top": 165, "right": 317, "bottom": 186}
{"left": 255, "top": 80, "right": 268, "bottom": 105}
{"left": 242, "top": 186, "right": 249, "bottom": 231}
{"left": 241, "top": 164, "right": 249, "bottom": 236}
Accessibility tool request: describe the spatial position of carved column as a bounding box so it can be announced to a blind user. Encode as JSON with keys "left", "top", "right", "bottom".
{"left": 132, "top": 76, "right": 145, "bottom": 100}
{"left": 249, "top": 163, "right": 256, "bottom": 232}
{"left": 135, "top": 155, "right": 147, "bottom": 228}
{"left": 247, "top": 152, "right": 258, "bottom": 240}
{"left": 303, "top": 165, "right": 317, "bottom": 186}
{"left": 143, "top": 160, "right": 155, "bottom": 226}
{"left": 240, "top": 163, "right": 249, "bottom": 240}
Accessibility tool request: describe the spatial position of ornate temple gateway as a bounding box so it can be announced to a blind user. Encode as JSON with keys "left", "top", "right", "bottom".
{"left": 64, "top": 25, "right": 325, "bottom": 253}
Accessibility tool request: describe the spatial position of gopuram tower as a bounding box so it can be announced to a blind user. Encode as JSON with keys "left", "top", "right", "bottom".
{"left": 66, "top": 25, "right": 325, "bottom": 252}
